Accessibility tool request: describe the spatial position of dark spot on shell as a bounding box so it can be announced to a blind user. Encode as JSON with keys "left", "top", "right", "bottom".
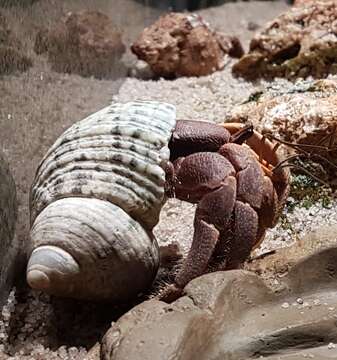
{"left": 54, "top": 178, "right": 63, "bottom": 186}
{"left": 76, "top": 173, "right": 89, "bottom": 180}
{"left": 130, "top": 159, "right": 138, "bottom": 168}
{"left": 133, "top": 130, "right": 141, "bottom": 139}
{"left": 59, "top": 138, "right": 71, "bottom": 146}
{"left": 113, "top": 141, "right": 121, "bottom": 149}
{"left": 130, "top": 144, "right": 136, "bottom": 152}
{"left": 94, "top": 165, "right": 102, "bottom": 172}
{"left": 112, "top": 154, "right": 123, "bottom": 163}
{"left": 112, "top": 125, "right": 121, "bottom": 135}
{"left": 77, "top": 153, "right": 87, "bottom": 161}
{"left": 115, "top": 178, "right": 126, "bottom": 187}
{"left": 71, "top": 187, "right": 82, "bottom": 195}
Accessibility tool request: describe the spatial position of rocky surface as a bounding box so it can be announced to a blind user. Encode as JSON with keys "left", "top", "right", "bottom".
{"left": 226, "top": 77, "right": 337, "bottom": 183}
{"left": 101, "top": 228, "right": 337, "bottom": 359}
{"left": 294, "top": 0, "right": 330, "bottom": 5}
{"left": 131, "top": 12, "right": 243, "bottom": 78}
{"left": 36, "top": 10, "right": 126, "bottom": 78}
{"left": 0, "top": 11, "right": 32, "bottom": 74}
{"left": 0, "top": 152, "right": 17, "bottom": 308}
{"left": 233, "top": 1, "right": 337, "bottom": 80}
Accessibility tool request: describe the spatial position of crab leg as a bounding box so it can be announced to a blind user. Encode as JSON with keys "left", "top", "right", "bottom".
{"left": 175, "top": 177, "right": 237, "bottom": 288}
{"left": 221, "top": 200, "right": 259, "bottom": 270}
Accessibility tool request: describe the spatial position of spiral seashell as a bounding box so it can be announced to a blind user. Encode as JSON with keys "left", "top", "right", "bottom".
{"left": 27, "top": 101, "right": 177, "bottom": 301}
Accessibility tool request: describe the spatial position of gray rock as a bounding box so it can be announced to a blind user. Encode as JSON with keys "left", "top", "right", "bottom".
{"left": 101, "top": 241, "right": 337, "bottom": 359}
{"left": 0, "top": 152, "right": 17, "bottom": 307}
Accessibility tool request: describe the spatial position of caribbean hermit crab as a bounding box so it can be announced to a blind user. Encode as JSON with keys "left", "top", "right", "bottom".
{"left": 26, "top": 101, "right": 289, "bottom": 302}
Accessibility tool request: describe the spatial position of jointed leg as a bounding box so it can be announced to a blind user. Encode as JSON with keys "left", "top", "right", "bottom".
{"left": 159, "top": 178, "right": 237, "bottom": 302}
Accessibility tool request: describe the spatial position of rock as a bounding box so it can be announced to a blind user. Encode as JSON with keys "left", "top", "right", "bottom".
{"left": 294, "top": 0, "right": 330, "bottom": 6}
{"left": 226, "top": 77, "right": 337, "bottom": 181}
{"left": 101, "top": 234, "right": 337, "bottom": 360}
{"left": 0, "top": 152, "right": 17, "bottom": 308}
{"left": 0, "top": 12, "right": 32, "bottom": 75}
{"left": 40, "top": 10, "right": 126, "bottom": 79}
{"left": 232, "top": 1, "right": 337, "bottom": 81}
{"left": 131, "top": 13, "right": 243, "bottom": 78}
{"left": 128, "top": 60, "right": 155, "bottom": 80}
{"left": 247, "top": 224, "right": 337, "bottom": 283}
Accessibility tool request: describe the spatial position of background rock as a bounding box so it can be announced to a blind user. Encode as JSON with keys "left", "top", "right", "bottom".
{"left": 101, "top": 234, "right": 337, "bottom": 359}
{"left": 226, "top": 77, "right": 337, "bottom": 182}
{"left": 38, "top": 10, "right": 126, "bottom": 79}
{"left": 0, "top": 0, "right": 37, "bottom": 7}
{"left": 0, "top": 11, "right": 32, "bottom": 74}
{"left": 0, "top": 151, "right": 18, "bottom": 308}
{"left": 233, "top": 1, "right": 337, "bottom": 80}
{"left": 131, "top": 12, "right": 243, "bottom": 78}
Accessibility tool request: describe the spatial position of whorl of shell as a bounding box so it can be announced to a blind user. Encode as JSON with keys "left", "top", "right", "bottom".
{"left": 27, "top": 101, "right": 177, "bottom": 301}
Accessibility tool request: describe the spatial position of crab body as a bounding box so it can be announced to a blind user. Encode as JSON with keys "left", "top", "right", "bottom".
{"left": 161, "top": 120, "right": 289, "bottom": 301}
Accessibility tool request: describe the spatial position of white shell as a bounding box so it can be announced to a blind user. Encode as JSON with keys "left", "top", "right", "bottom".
{"left": 27, "top": 101, "right": 176, "bottom": 301}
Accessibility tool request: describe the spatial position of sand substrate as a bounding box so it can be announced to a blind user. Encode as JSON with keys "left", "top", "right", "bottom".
{"left": 3, "top": 1, "right": 337, "bottom": 359}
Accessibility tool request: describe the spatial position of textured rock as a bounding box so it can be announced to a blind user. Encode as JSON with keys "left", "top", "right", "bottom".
{"left": 226, "top": 77, "right": 337, "bottom": 181}
{"left": 0, "top": 12, "right": 32, "bottom": 75}
{"left": 294, "top": 0, "right": 330, "bottom": 6}
{"left": 39, "top": 10, "right": 126, "bottom": 78}
{"left": 131, "top": 13, "right": 243, "bottom": 78}
{"left": 233, "top": 1, "right": 337, "bottom": 80}
{"left": 101, "top": 233, "right": 337, "bottom": 360}
{"left": 0, "top": 152, "right": 17, "bottom": 307}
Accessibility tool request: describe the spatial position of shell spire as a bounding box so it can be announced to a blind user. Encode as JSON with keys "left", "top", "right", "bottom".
{"left": 27, "top": 101, "right": 177, "bottom": 301}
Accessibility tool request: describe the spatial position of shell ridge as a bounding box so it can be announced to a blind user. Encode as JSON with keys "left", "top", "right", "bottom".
{"left": 33, "top": 161, "right": 165, "bottom": 196}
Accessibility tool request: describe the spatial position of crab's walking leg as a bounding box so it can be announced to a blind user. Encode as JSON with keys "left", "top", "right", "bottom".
{"left": 159, "top": 177, "right": 237, "bottom": 303}
{"left": 175, "top": 177, "right": 237, "bottom": 287}
{"left": 222, "top": 201, "right": 258, "bottom": 269}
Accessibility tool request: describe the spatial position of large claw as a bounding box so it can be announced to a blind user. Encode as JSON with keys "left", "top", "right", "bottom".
{"left": 169, "top": 120, "right": 231, "bottom": 160}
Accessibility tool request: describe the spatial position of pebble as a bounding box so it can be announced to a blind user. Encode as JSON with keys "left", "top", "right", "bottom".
{"left": 281, "top": 302, "right": 290, "bottom": 309}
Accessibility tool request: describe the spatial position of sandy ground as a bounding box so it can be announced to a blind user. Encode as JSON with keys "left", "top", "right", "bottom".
{"left": 0, "top": 0, "right": 297, "bottom": 358}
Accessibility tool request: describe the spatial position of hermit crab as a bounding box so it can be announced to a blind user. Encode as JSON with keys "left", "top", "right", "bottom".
{"left": 26, "top": 101, "right": 289, "bottom": 302}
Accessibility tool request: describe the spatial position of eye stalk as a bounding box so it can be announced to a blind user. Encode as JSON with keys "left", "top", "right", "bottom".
{"left": 230, "top": 124, "right": 254, "bottom": 145}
